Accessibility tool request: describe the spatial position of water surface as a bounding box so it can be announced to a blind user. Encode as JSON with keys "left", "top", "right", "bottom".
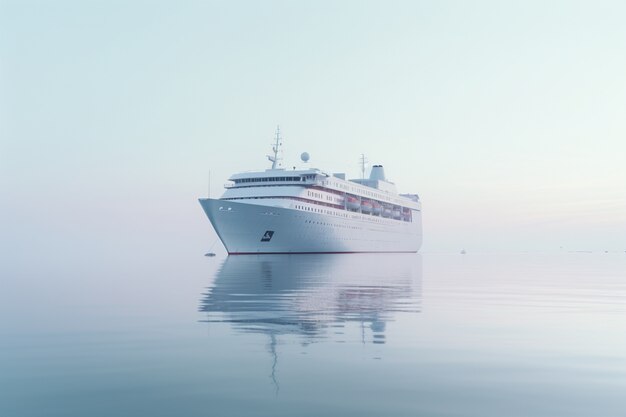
{"left": 2, "top": 252, "right": 625, "bottom": 416}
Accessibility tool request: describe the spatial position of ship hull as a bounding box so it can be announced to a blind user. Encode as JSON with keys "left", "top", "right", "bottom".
{"left": 199, "top": 198, "right": 422, "bottom": 254}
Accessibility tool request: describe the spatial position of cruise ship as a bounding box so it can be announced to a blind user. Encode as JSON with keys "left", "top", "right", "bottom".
{"left": 199, "top": 129, "right": 422, "bottom": 254}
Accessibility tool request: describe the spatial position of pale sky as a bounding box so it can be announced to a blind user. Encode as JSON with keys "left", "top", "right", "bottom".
{"left": 1, "top": 0, "right": 625, "bottom": 255}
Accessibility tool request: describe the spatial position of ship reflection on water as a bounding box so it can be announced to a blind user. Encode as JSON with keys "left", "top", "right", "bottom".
{"left": 199, "top": 254, "right": 422, "bottom": 391}
{"left": 200, "top": 254, "right": 422, "bottom": 344}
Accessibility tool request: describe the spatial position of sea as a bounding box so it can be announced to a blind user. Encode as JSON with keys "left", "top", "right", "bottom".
{"left": 2, "top": 250, "right": 626, "bottom": 416}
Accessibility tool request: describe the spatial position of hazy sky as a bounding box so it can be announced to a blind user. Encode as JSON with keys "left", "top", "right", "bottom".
{"left": 1, "top": 0, "right": 625, "bottom": 254}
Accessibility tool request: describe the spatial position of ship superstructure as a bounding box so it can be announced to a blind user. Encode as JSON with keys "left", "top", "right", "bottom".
{"left": 199, "top": 128, "right": 422, "bottom": 254}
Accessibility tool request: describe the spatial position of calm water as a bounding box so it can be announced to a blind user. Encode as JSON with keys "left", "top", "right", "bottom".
{"left": 2, "top": 251, "right": 626, "bottom": 416}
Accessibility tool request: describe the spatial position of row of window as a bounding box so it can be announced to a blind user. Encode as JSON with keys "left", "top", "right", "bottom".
{"left": 295, "top": 204, "right": 351, "bottom": 218}
{"left": 307, "top": 187, "right": 346, "bottom": 204}
{"left": 304, "top": 219, "right": 360, "bottom": 230}
{"left": 322, "top": 180, "right": 390, "bottom": 202}
{"left": 294, "top": 203, "right": 413, "bottom": 223}
{"left": 234, "top": 176, "right": 302, "bottom": 184}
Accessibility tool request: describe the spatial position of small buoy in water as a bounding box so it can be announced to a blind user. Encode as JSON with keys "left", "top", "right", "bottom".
{"left": 460, "top": 249, "right": 466, "bottom": 255}
{"left": 204, "top": 252, "right": 216, "bottom": 257}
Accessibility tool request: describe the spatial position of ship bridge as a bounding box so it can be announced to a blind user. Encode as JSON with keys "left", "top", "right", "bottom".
{"left": 226, "top": 169, "right": 325, "bottom": 188}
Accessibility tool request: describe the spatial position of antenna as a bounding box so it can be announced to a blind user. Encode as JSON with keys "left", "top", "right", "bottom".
{"left": 359, "top": 153, "right": 368, "bottom": 179}
{"left": 267, "top": 125, "right": 282, "bottom": 169}
{"left": 208, "top": 170, "right": 211, "bottom": 198}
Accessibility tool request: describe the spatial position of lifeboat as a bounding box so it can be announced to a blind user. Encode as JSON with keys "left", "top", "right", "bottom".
{"left": 361, "top": 200, "right": 373, "bottom": 214}
{"left": 346, "top": 196, "right": 360, "bottom": 211}
{"left": 392, "top": 207, "right": 402, "bottom": 219}
{"left": 372, "top": 201, "right": 382, "bottom": 215}
{"left": 382, "top": 206, "right": 392, "bottom": 218}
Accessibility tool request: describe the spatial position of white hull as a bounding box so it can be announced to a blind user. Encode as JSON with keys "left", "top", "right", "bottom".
{"left": 199, "top": 198, "right": 422, "bottom": 254}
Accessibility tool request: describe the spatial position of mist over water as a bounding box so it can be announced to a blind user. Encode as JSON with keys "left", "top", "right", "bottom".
{"left": 2, "top": 250, "right": 625, "bottom": 417}
{"left": 3, "top": 1, "right": 626, "bottom": 415}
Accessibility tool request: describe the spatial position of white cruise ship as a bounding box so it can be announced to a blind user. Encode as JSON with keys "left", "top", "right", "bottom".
{"left": 199, "top": 129, "right": 422, "bottom": 254}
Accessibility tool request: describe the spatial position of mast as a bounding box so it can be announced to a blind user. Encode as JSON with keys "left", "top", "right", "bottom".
{"left": 359, "top": 153, "right": 368, "bottom": 179}
{"left": 267, "top": 125, "right": 282, "bottom": 169}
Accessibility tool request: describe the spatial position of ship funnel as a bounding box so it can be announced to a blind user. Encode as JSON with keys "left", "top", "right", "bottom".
{"left": 369, "top": 165, "right": 386, "bottom": 181}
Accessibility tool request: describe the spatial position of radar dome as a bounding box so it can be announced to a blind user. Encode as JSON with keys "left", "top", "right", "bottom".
{"left": 300, "top": 152, "right": 310, "bottom": 162}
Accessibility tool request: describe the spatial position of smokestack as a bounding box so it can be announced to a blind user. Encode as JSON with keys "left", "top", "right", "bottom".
{"left": 369, "top": 165, "right": 386, "bottom": 181}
